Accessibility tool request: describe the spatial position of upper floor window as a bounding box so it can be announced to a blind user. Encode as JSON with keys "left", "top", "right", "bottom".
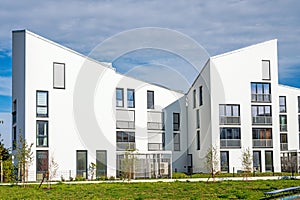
{"left": 147, "top": 90, "right": 154, "bottom": 109}
{"left": 262, "top": 60, "right": 271, "bottom": 80}
{"left": 36, "top": 120, "right": 48, "bottom": 147}
{"left": 251, "top": 105, "right": 272, "bottom": 125}
{"left": 251, "top": 83, "right": 271, "bottom": 102}
{"left": 12, "top": 100, "right": 16, "bottom": 124}
{"left": 116, "top": 88, "right": 124, "bottom": 107}
{"left": 36, "top": 91, "right": 48, "bottom": 117}
{"left": 219, "top": 104, "right": 240, "bottom": 125}
{"left": 196, "top": 109, "right": 200, "bottom": 128}
{"left": 53, "top": 62, "right": 65, "bottom": 89}
{"left": 127, "top": 89, "right": 135, "bottom": 108}
{"left": 173, "top": 132, "right": 180, "bottom": 151}
{"left": 279, "top": 96, "right": 286, "bottom": 113}
{"left": 199, "top": 86, "right": 203, "bottom": 106}
{"left": 193, "top": 89, "right": 196, "bottom": 108}
{"left": 279, "top": 115, "right": 287, "bottom": 132}
{"left": 196, "top": 130, "right": 200, "bottom": 150}
{"left": 173, "top": 113, "right": 180, "bottom": 131}
{"left": 220, "top": 128, "right": 241, "bottom": 148}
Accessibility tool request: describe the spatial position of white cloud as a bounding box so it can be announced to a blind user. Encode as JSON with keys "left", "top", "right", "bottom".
{"left": 0, "top": 77, "right": 11, "bottom": 96}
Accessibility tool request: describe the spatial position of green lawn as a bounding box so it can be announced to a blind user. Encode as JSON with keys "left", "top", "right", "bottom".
{"left": 0, "top": 180, "right": 298, "bottom": 199}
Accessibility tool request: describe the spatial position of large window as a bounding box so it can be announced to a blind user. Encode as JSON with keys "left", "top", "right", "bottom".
{"left": 252, "top": 128, "right": 273, "bottom": 148}
{"left": 36, "top": 91, "right": 48, "bottom": 117}
{"left": 220, "top": 151, "right": 229, "bottom": 172}
{"left": 53, "top": 62, "right": 65, "bottom": 89}
{"left": 220, "top": 128, "right": 241, "bottom": 148}
{"left": 199, "top": 86, "right": 203, "bottom": 106}
{"left": 76, "top": 150, "right": 87, "bottom": 178}
{"left": 36, "top": 121, "right": 48, "bottom": 147}
{"left": 262, "top": 60, "right": 271, "bottom": 80}
{"left": 279, "top": 96, "right": 286, "bottom": 113}
{"left": 196, "top": 130, "right": 200, "bottom": 150}
{"left": 173, "top": 113, "right": 180, "bottom": 131}
{"left": 265, "top": 151, "right": 273, "bottom": 172}
{"left": 173, "top": 132, "right": 180, "bottom": 151}
{"left": 253, "top": 151, "right": 261, "bottom": 172}
{"left": 219, "top": 104, "right": 240, "bottom": 125}
{"left": 251, "top": 105, "right": 272, "bottom": 125}
{"left": 116, "top": 131, "right": 135, "bottom": 150}
{"left": 279, "top": 115, "right": 287, "bottom": 132}
{"left": 147, "top": 90, "right": 154, "bottom": 109}
{"left": 127, "top": 89, "right": 135, "bottom": 108}
{"left": 280, "top": 133, "right": 288, "bottom": 151}
{"left": 96, "top": 150, "right": 107, "bottom": 177}
{"left": 116, "top": 88, "right": 124, "bottom": 107}
{"left": 251, "top": 83, "right": 271, "bottom": 102}
{"left": 36, "top": 150, "right": 48, "bottom": 180}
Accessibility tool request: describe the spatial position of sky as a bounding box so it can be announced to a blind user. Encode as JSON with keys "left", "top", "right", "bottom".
{"left": 1, "top": 0, "right": 300, "bottom": 112}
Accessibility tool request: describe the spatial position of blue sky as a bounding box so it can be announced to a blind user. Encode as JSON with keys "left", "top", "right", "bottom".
{"left": 0, "top": 0, "right": 300, "bottom": 112}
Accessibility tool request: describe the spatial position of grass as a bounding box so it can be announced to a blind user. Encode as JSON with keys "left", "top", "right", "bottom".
{"left": 0, "top": 180, "right": 299, "bottom": 199}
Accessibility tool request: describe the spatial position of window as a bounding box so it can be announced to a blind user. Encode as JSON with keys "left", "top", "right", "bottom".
{"left": 53, "top": 62, "right": 65, "bottom": 89}
{"left": 219, "top": 104, "right": 240, "bottom": 125}
{"left": 280, "top": 133, "right": 288, "bottom": 151}
{"left": 279, "top": 115, "right": 287, "bottom": 132}
{"left": 193, "top": 89, "right": 196, "bottom": 108}
{"left": 147, "top": 90, "right": 154, "bottom": 109}
{"left": 279, "top": 96, "right": 286, "bottom": 113}
{"left": 253, "top": 151, "right": 261, "bottom": 172}
{"left": 116, "top": 88, "right": 124, "bottom": 107}
{"left": 36, "top": 91, "right": 48, "bottom": 117}
{"left": 36, "top": 121, "right": 48, "bottom": 147}
{"left": 36, "top": 150, "right": 48, "bottom": 180}
{"left": 173, "top": 113, "right": 180, "bottom": 131}
{"left": 76, "top": 150, "right": 87, "bottom": 179}
{"left": 96, "top": 150, "right": 107, "bottom": 177}
{"left": 262, "top": 60, "right": 271, "bottom": 80}
{"left": 251, "top": 83, "right": 271, "bottom": 102}
{"left": 196, "top": 109, "right": 200, "bottom": 128}
{"left": 173, "top": 132, "right": 180, "bottom": 151}
{"left": 127, "top": 89, "right": 135, "bottom": 108}
{"left": 12, "top": 127, "right": 16, "bottom": 150}
{"left": 265, "top": 151, "right": 273, "bottom": 171}
{"left": 251, "top": 105, "right": 272, "bottom": 125}
{"left": 220, "top": 151, "right": 229, "bottom": 172}
{"left": 252, "top": 128, "right": 273, "bottom": 148}
{"left": 12, "top": 100, "right": 16, "bottom": 124}
{"left": 196, "top": 130, "right": 200, "bottom": 150}
{"left": 220, "top": 128, "right": 241, "bottom": 148}
{"left": 199, "top": 86, "right": 203, "bottom": 106}
{"left": 116, "top": 131, "right": 135, "bottom": 150}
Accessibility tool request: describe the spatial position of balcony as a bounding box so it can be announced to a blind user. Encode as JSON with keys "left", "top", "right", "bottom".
{"left": 280, "top": 124, "right": 287, "bottom": 132}
{"left": 220, "top": 139, "right": 241, "bottom": 148}
{"left": 252, "top": 116, "right": 272, "bottom": 125}
{"left": 147, "top": 122, "right": 165, "bottom": 130}
{"left": 280, "top": 143, "right": 288, "bottom": 151}
{"left": 253, "top": 139, "right": 273, "bottom": 148}
{"left": 148, "top": 143, "right": 164, "bottom": 151}
{"left": 116, "top": 120, "right": 135, "bottom": 129}
{"left": 117, "top": 142, "right": 136, "bottom": 151}
{"left": 251, "top": 94, "right": 271, "bottom": 102}
{"left": 219, "top": 116, "right": 240, "bottom": 125}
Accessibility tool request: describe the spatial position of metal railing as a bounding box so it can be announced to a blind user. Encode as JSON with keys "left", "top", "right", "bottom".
{"left": 280, "top": 124, "right": 287, "bottom": 132}
{"left": 253, "top": 139, "right": 273, "bottom": 148}
{"left": 280, "top": 143, "right": 288, "bottom": 151}
{"left": 219, "top": 116, "right": 240, "bottom": 125}
{"left": 251, "top": 94, "right": 271, "bottom": 102}
{"left": 117, "top": 142, "right": 136, "bottom": 151}
{"left": 116, "top": 120, "right": 135, "bottom": 129}
{"left": 220, "top": 139, "right": 241, "bottom": 148}
{"left": 148, "top": 143, "right": 164, "bottom": 151}
{"left": 147, "top": 122, "right": 165, "bottom": 130}
{"left": 252, "top": 116, "right": 272, "bottom": 125}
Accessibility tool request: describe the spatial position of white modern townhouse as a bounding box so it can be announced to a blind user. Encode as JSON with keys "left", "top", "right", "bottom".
{"left": 12, "top": 30, "right": 300, "bottom": 181}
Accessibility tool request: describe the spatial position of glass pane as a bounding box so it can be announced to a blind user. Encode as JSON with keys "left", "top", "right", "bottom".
{"left": 219, "top": 105, "right": 225, "bottom": 116}
{"left": 251, "top": 83, "right": 256, "bottom": 94}
{"left": 36, "top": 150, "right": 48, "bottom": 172}
{"left": 252, "top": 106, "right": 257, "bottom": 116}
{"left": 96, "top": 150, "right": 107, "bottom": 177}
{"left": 263, "top": 83, "right": 270, "bottom": 94}
{"left": 232, "top": 106, "right": 239, "bottom": 116}
{"left": 77, "top": 151, "right": 87, "bottom": 177}
{"left": 147, "top": 91, "right": 154, "bottom": 109}
{"left": 37, "top": 92, "right": 47, "bottom": 106}
{"left": 225, "top": 106, "right": 231, "bottom": 116}
{"left": 257, "top": 84, "right": 263, "bottom": 94}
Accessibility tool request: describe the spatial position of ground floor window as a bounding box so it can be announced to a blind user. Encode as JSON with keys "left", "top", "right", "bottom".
{"left": 96, "top": 150, "right": 107, "bottom": 178}
{"left": 220, "top": 151, "right": 229, "bottom": 172}
{"left": 253, "top": 151, "right": 261, "bottom": 172}
{"left": 36, "top": 150, "right": 48, "bottom": 180}
{"left": 265, "top": 151, "right": 273, "bottom": 172}
{"left": 76, "top": 150, "right": 87, "bottom": 179}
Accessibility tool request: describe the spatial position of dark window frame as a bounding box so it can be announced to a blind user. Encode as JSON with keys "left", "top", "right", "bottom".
{"left": 36, "top": 90, "right": 49, "bottom": 117}
{"left": 199, "top": 86, "right": 203, "bottom": 106}
{"left": 127, "top": 89, "right": 135, "bottom": 108}
{"left": 196, "top": 130, "right": 200, "bottom": 150}
{"left": 279, "top": 96, "right": 287, "bottom": 113}
{"left": 36, "top": 120, "right": 49, "bottom": 147}
{"left": 147, "top": 90, "right": 154, "bottom": 109}
{"left": 173, "top": 132, "right": 180, "bottom": 151}
{"left": 53, "top": 62, "right": 66, "bottom": 89}
{"left": 173, "top": 113, "right": 180, "bottom": 131}
{"left": 76, "top": 150, "right": 88, "bottom": 179}
{"left": 262, "top": 60, "right": 271, "bottom": 80}
{"left": 116, "top": 88, "right": 124, "bottom": 107}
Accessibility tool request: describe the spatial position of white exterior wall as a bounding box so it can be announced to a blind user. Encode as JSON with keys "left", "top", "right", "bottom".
{"left": 0, "top": 113, "right": 12, "bottom": 148}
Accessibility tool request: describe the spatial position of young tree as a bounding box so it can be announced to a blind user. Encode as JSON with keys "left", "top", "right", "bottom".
{"left": 121, "top": 148, "right": 137, "bottom": 181}
{"left": 14, "top": 134, "right": 33, "bottom": 186}
{"left": 0, "top": 134, "right": 10, "bottom": 182}
{"left": 48, "top": 154, "right": 59, "bottom": 189}
{"left": 241, "top": 148, "right": 252, "bottom": 180}
{"left": 205, "top": 145, "right": 219, "bottom": 182}
{"left": 88, "top": 162, "right": 96, "bottom": 180}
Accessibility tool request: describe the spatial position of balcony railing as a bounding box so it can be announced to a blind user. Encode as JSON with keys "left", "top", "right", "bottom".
{"left": 116, "top": 120, "right": 135, "bottom": 129}
{"left": 253, "top": 139, "right": 273, "bottom": 148}
{"left": 147, "top": 122, "right": 165, "bottom": 130}
{"left": 251, "top": 94, "right": 271, "bottom": 102}
{"left": 117, "top": 142, "right": 136, "bottom": 151}
{"left": 280, "top": 143, "right": 288, "bottom": 151}
{"left": 148, "top": 143, "right": 164, "bottom": 151}
{"left": 220, "top": 139, "right": 241, "bottom": 148}
{"left": 252, "top": 116, "right": 272, "bottom": 125}
{"left": 219, "top": 116, "right": 240, "bottom": 125}
{"left": 280, "top": 124, "right": 287, "bottom": 132}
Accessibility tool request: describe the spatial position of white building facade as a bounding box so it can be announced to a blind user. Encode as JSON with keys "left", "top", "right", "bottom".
{"left": 12, "top": 30, "right": 300, "bottom": 181}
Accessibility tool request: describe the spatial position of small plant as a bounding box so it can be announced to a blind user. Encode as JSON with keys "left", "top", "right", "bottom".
{"left": 88, "top": 162, "right": 96, "bottom": 180}
{"left": 61, "top": 175, "right": 65, "bottom": 182}
{"left": 109, "top": 176, "right": 115, "bottom": 180}
{"left": 75, "top": 176, "right": 86, "bottom": 181}
{"left": 69, "top": 176, "right": 73, "bottom": 181}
